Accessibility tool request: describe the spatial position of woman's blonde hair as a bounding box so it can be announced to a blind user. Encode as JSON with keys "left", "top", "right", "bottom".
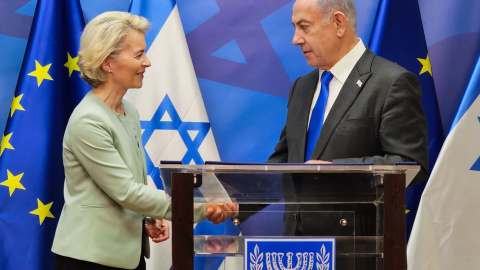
{"left": 78, "top": 11, "right": 150, "bottom": 87}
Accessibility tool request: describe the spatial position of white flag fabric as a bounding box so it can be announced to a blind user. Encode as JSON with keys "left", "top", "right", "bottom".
{"left": 407, "top": 57, "right": 480, "bottom": 269}
{"left": 127, "top": 1, "right": 220, "bottom": 269}
{"left": 126, "top": 3, "right": 219, "bottom": 166}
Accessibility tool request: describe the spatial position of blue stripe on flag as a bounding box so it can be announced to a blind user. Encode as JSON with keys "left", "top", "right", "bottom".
{"left": 451, "top": 55, "right": 480, "bottom": 129}
{"left": 129, "top": 0, "right": 175, "bottom": 50}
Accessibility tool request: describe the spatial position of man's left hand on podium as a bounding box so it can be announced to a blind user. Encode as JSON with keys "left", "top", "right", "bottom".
{"left": 305, "top": 160, "right": 332, "bottom": 164}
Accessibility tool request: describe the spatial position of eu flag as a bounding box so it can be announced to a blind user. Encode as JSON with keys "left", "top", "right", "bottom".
{"left": 0, "top": 0, "right": 88, "bottom": 269}
{"left": 369, "top": 0, "right": 445, "bottom": 239}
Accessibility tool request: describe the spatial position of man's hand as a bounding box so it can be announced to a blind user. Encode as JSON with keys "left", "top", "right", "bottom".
{"left": 205, "top": 203, "right": 238, "bottom": 225}
{"left": 305, "top": 160, "right": 332, "bottom": 164}
{"left": 145, "top": 218, "right": 170, "bottom": 243}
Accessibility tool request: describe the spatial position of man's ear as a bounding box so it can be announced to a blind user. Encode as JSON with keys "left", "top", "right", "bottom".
{"left": 333, "top": 11, "right": 347, "bottom": 37}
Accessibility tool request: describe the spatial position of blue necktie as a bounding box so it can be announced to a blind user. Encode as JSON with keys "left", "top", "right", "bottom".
{"left": 305, "top": 71, "right": 333, "bottom": 161}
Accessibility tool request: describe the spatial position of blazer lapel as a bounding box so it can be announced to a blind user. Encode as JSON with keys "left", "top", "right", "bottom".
{"left": 311, "top": 49, "right": 375, "bottom": 159}
{"left": 292, "top": 70, "right": 319, "bottom": 162}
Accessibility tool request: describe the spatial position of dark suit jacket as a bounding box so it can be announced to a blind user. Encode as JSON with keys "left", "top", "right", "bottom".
{"left": 267, "top": 48, "right": 429, "bottom": 235}
{"left": 268, "top": 48, "right": 428, "bottom": 180}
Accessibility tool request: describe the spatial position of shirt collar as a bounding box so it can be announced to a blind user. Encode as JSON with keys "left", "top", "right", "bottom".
{"left": 321, "top": 38, "right": 366, "bottom": 84}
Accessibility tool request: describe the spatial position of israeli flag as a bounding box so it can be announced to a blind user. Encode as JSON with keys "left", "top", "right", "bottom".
{"left": 127, "top": 0, "right": 221, "bottom": 269}
{"left": 407, "top": 55, "right": 480, "bottom": 268}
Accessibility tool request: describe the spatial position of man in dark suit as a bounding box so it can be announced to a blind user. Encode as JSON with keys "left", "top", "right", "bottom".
{"left": 236, "top": 1, "right": 427, "bottom": 268}
{"left": 262, "top": 1, "right": 428, "bottom": 268}
{"left": 267, "top": 0, "right": 428, "bottom": 244}
{"left": 269, "top": 0, "right": 428, "bottom": 179}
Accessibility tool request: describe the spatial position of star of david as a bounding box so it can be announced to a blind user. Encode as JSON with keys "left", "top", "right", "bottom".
{"left": 185, "top": 0, "right": 292, "bottom": 98}
{"left": 140, "top": 94, "right": 210, "bottom": 188}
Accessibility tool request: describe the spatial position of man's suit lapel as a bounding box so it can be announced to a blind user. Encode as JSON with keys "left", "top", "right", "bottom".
{"left": 310, "top": 49, "right": 375, "bottom": 160}
{"left": 292, "top": 70, "right": 319, "bottom": 162}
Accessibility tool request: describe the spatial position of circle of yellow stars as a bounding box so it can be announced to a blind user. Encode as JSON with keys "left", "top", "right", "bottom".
{"left": 1, "top": 52, "right": 80, "bottom": 225}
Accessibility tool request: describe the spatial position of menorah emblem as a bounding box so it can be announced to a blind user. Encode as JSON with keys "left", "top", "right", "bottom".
{"left": 249, "top": 244, "right": 331, "bottom": 270}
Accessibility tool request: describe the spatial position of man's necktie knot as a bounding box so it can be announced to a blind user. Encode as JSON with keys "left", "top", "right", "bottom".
{"left": 321, "top": 71, "right": 334, "bottom": 86}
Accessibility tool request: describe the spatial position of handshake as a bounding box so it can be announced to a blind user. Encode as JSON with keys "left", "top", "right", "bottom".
{"left": 205, "top": 203, "right": 238, "bottom": 225}
{"left": 145, "top": 203, "right": 238, "bottom": 243}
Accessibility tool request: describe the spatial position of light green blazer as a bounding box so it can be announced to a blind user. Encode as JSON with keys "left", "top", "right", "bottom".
{"left": 52, "top": 92, "right": 205, "bottom": 269}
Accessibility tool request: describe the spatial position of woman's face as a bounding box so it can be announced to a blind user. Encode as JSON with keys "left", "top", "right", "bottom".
{"left": 108, "top": 31, "right": 151, "bottom": 90}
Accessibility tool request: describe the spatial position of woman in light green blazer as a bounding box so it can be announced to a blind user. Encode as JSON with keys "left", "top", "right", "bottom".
{"left": 51, "top": 12, "right": 235, "bottom": 270}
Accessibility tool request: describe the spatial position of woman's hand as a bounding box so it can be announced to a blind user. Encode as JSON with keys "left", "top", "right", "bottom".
{"left": 145, "top": 218, "right": 170, "bottom": 243}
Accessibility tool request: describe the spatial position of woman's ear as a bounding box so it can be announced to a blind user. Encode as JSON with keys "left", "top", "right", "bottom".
{"left": 101, "top": 59, "right": 111, "bottom": 73}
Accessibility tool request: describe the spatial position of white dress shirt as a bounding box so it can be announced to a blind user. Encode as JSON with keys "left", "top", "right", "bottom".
{"left": 308, "top": 39, "right": 367, "bottom": 127}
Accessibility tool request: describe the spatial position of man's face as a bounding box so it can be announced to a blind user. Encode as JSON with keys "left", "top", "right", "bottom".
{"left": 291, "top": 0, "right": 339, "bottom": 70}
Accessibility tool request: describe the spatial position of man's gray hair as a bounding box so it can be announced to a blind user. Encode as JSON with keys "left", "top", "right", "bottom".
{"left": 315, "top": 0, "right": 357, "bottom": 31}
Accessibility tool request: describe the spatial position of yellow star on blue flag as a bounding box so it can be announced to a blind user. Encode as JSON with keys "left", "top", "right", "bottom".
{"left": 1, "top": 132, "right": 14, "bottom": 156}
{"left": 28, "top": 60, "right": 53, "bottom": 87}
{"left": 29, "top": 199, "right": 55, "bottom": 225}
{"left": 64, "top": 52, "right": 80, "bottom": 77}
{"left": 10, "top": 94, "right": 25, "bottom": 117}
{"left": 418, "top": 54, "right": 433, "bottom": 76}
{"left": 1, "top": 170, "right": 25, "bottom": 196}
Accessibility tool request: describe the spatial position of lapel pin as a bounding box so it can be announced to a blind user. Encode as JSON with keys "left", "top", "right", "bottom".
{"left": 356, "top": 79, "right": 362, "bottom": 87}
